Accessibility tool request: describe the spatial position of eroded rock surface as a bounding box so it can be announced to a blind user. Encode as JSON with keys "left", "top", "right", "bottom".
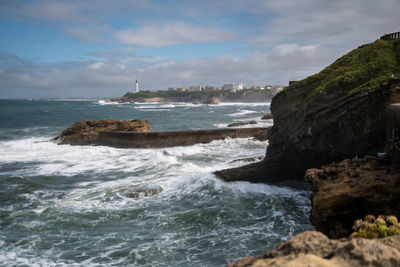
{"left": 54, "top": 119, "right": 150, "bottom": 145}
{"left": 228, "top": 231, "right": 400, "bottom": 267}
{"left": 304, "top": 156, "right": 400, "bottom": 239}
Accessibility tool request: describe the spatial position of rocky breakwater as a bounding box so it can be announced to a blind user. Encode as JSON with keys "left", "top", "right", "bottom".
{"left": 228, "top": 231, "right": 400, "bottom": 267}
{"left": 55, "top": 119, "right": 269, "bottom": 148}
{"left": 54, "top": 119, "right": 150, "bottom": 145}
{"left": 215, "top": 38, "right": 400, "bottom": 183}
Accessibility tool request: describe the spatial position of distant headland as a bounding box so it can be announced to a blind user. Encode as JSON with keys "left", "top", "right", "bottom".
{"left": 111, "top": 83, "right": 283, "bottom": 103}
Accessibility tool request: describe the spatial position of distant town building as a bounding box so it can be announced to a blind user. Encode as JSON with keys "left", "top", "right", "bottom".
{"left": 271, "top": 86, "right": 283, "bottom": 93}
{"left": 176, "top": 87, "right": 186, "bottom": 92}
{"left": 188, "top": 85, "right": 203, "bottom": 91}
{"left": 250, "top": 85, "right": 264, "bottom": 90}
{"left": 168, "top": 86, "right": 174, "bottom": 91}
{"left": 222, "top": 83, "right": 243, "bottom": 92}
{"left": 204, "top": 86, "right": 216, "bottom": 92}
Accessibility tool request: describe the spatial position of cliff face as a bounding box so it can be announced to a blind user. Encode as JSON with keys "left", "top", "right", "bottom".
{"left": 216, "top": 39, "right": 400, "bottom": 183}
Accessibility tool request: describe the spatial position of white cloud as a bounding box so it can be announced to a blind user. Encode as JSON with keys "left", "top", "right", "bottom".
{"left": 0, "top": 43, "right": 337, "bottom": 98}
{"left": 87, "top": 62, "right": 105, "bottom": 70}
{"left": 115, "top": 21, "right": 236, "bottom": 47}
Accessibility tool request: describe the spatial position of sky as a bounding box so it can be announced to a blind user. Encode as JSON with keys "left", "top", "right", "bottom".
{"left": 0, "top": 0, "right": 399, "bottom": 98}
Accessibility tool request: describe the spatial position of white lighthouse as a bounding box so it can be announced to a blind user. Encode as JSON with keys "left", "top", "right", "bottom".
{"left": 135, "top": 80, "right": 139, "bottom": 93}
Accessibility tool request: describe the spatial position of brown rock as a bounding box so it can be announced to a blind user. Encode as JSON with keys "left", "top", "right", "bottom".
{"left": 304, "top": 158, "right": 400, "bottom": 239}
{"left": 228, "top": 231, "right": 400, "bottom": 267}
{"left": 204, "top": 97, "right": 219, "bottom": 104}
{"left": 54, "top": 119, "right": 150, "bottom": 145}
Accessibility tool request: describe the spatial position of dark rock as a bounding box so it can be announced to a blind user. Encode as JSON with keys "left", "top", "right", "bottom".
{"left": 261, "top": 113, "right": 273, "bottom": 120}
{"left": 227, "top": 121, "right": 258, "bottom": 127}
{"left": 229, "top": 156, "right": 264, "bottom": 164}
{"left": 126, "top": 186, "right": 163, "bottom": 198}
{"left": 54, "top": 119, "right": 150, "bottom": 145}
{"left": 98, "top": 127, "right": 270, "bottom": 148}
{"left": 228, "top": 231, "right": 400, "bottom": 267}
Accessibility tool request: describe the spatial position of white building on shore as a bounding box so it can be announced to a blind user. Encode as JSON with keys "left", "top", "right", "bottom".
{"left": 222, "top": 83, "right": 243, "bottom": 92}
{"left": 188, "top": 85, "right": 202, "bottom": 91}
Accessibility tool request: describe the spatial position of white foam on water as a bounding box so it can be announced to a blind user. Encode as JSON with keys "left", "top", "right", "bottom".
{"left": 229, "top": 110, "right": 258, "bottom": 117}
{"left": 97, "top": 100, "right": 121, "bottom": 105}
{"left": 218, "top": 102, "right": 270, "bottom": 107}
{"left": 159, "top": 104, "right": 176, "bottom": 108}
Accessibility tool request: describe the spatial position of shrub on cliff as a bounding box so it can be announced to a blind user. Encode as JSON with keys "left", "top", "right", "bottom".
{"left": 350, "top": 215, "right": 400, "bottom": 239}
{"left": 278, "top": 39, "right": 400, "bottom": 102}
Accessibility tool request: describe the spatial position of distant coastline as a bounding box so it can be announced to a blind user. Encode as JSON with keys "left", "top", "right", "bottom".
{"left": 111, "top": 88, "right": 280, "bottom": 103}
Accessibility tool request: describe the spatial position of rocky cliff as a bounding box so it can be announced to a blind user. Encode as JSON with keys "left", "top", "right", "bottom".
{"left": 228, "top": 231, "right": 400, "bottom": 267}
{"left": 305, "top": 156, "right": 400, "bottom": 239}
{"left": 215, "top": 39, "right": 400, "bottom": 183}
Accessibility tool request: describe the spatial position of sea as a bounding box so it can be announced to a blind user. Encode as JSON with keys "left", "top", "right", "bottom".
{"left": 0, "top": 99, "right": 313, "bottom": 266}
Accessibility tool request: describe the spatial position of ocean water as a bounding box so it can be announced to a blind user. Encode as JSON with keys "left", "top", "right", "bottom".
{"left": 0, "top": 99, "right": 313, "bottom": 266}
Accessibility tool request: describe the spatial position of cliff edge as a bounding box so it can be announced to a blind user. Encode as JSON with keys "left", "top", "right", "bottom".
{"left": 215, "top": 38, "right": 400, "bottom": 183}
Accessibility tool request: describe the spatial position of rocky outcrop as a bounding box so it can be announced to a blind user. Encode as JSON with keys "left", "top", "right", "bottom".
{"left": 126, "top": 186, "right": 163, "bottom": 198}
{"left": 215, "top": 39, "right": 400, "bottom": 183}
{"left": 304, "top": 156, "right": 400, "bottom": 239}
{"left": 54, "top": 119, "right": 150, "bottom": 145}
{"left": 228, "top": 121, "right": 258, "bottom": 127}
{"left": 261, "top": 113, "right": 273, "bottom": 120}
{"left": 204, "top": 97, "right": 219, "bottom": 104}
{"left": 228, "top": 231, "right": 400, "bottom": 267}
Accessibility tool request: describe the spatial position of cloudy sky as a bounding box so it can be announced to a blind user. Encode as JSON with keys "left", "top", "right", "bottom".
{"left": 0, "top": 0, "right": 399, "bottom": 98}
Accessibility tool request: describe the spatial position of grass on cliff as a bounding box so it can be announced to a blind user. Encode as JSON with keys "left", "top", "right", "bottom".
{"left": 284, "top": 39, "right": 400, "bottom": 102}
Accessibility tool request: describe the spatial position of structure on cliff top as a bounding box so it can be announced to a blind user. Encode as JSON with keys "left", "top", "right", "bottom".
{"left": 381, "top": 31, "right": 400, "bottom": 41}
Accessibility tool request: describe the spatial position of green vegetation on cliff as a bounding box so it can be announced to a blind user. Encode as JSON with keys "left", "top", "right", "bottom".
{"left": 285, "top": 39, "right": 400, "bottom": 102}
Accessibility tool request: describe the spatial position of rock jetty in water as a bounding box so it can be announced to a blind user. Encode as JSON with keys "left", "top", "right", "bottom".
{"left": 55, "top": 119, "right": 269, "bottom": 148}
{"left": 227, "top": 121, "right": 258, "bottom": 127}
{"left": 228, "top": 231, "right": 400, "bottom": 267}
{"left": 54, "top": 119, "right": 150, "bottom": 145}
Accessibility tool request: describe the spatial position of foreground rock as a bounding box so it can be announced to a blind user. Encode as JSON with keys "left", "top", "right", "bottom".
{"left": 54, "top": 119, "right": 150, "bottom": 145}
{"left": 215, "top": 39, "right": 400, "bottom": 183}
{"left": 228, "top": 231, "right": 400, "bottom": 267}
{"left": 304, "top": 156, "right": 400, "bottom": 239}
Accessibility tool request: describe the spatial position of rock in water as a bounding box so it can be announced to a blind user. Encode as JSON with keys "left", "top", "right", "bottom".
{"left": 227, "top": 121, "right": 258, "bottom": 127}
{"left": 204, "top": 97, "right": 219, "bottom": 104}
{"left": 126, "top": 186, "right": 163, "bottom": 198}
{"left": 304, "top": 156, "right": 400, "bottom": 238}
{"left": 261, "top": 113, "right": 273, "bottom": 120}
{"left": 54, "top": 119, "right": 150, "bottom": 145}
{"left": 228, "top": 231, "right": 400, "bottom": 267}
